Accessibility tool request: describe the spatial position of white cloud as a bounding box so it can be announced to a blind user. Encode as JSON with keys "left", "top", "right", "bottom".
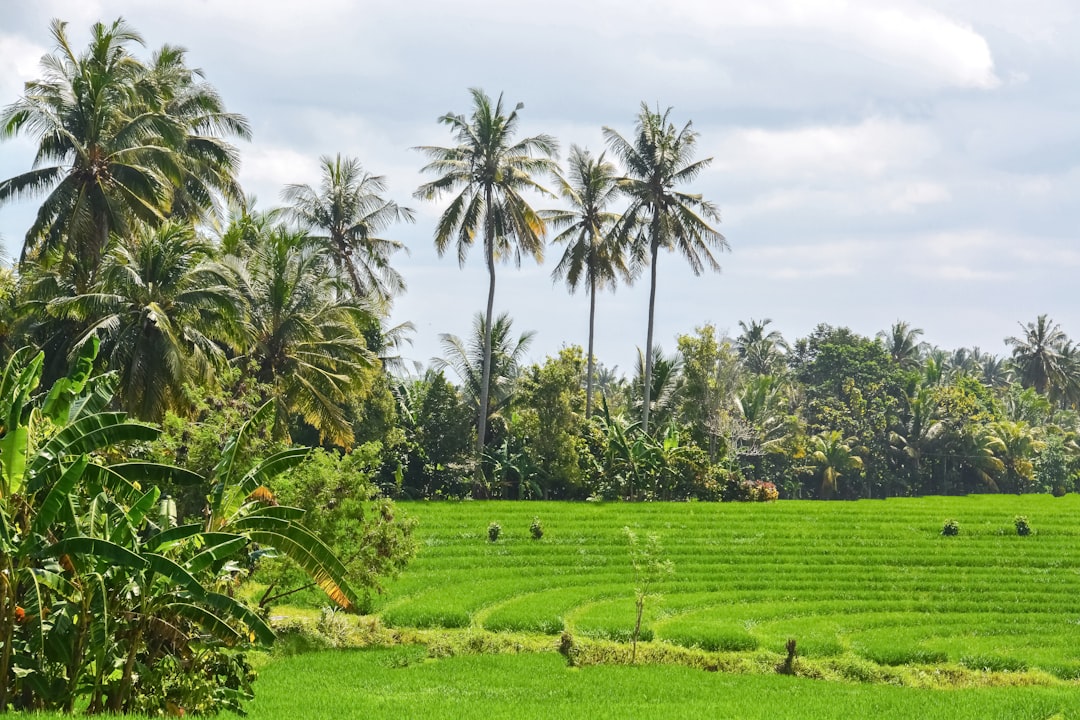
{"left": 714, "top": 118, "right": 939, "bottom": 183}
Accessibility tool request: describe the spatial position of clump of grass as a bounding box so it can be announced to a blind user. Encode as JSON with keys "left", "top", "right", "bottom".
{"left": 530, "top": 516, "right": 544, "bottom": 540}
{"left": 488, "top": 521, "right": 501, "bottom": 542}
{"left": 1014, "top": 516, "right": 1031, "bottom": 536}
{"left": 942, "top": 519, "right": 960, "bottom": 536}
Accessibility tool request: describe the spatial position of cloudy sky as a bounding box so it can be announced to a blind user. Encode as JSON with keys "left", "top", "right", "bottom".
{"left": 2, "top": 0, "right": 1079, "bottom": 373}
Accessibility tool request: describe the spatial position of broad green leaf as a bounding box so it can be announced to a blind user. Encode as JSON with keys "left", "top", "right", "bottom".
{"left": 33, "top": 454, "right": 89, "bottom": 534}
{"left": 185, "top": 535, "right": 249, "bottom": 575}
{"left": 145, "top": 523, "right": 203, "bottom": 552}
{"left": 201, "top": 591, "right": 275, "bottom": 645}
{"left": 167, "top": 602, "right": 242, "bottom": 645}
{"left": 47, "top": 537, "right": 147, "bottom": 570}
{"left": 235, "top": 516, "right": 356, "bottom": 610}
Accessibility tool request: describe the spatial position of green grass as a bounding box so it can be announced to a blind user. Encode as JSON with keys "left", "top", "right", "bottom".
{"left": 216, "top": 648, "right": 1080, "bottom": 719}
{"left": 378, "top": 495, "right": 1080, "bottom": 677}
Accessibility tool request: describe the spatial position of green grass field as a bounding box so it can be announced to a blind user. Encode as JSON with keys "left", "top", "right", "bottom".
{"left": 378, "top": 495, "right": 1080, "bottom": 679}
{"left": 215, "top": 648, "right": 1080, "bottom": 720}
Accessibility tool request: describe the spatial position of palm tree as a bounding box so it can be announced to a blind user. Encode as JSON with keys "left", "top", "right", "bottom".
{"left": 800, "top": 430, "right": 864, "bottom": 500}
{"left": 0, "top": 19, "right": 247, "bottom": 290}
{"left": 283, "top": 154, "right": 414, "bottom": 305}
{"left": 546, "top": 146, "right": 629, "bottom": 418}
{"left": 1005, "top": 314, "right": 1068, "bottom": 395}
{"left": 877, "top": 321, "right": 925, "bottom": 370}
{"left": 48, "top": 221, "right": 241, "bottom": 420}
{"left": 414, "top": 88, "right": 557, "bottom": 455}
{"left": 435, "top": 311, "right": 535, "bottom": 435}
{"left": 138, "top": 42, "right": 252, "bottom": 223}
{"left": 227, "top": 226, "right": 375, "bottom": 446}
{"left": 736, "top": 318, "right": 789, "bottom": 376}
{"left": 604, "top": 104, "right": 727, "bottom": 432}
{"left": 631, "top": 345, "right": 682, "bottom": 430}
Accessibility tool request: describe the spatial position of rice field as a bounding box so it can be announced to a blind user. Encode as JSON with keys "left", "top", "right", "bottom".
{"left": 378, "top": 495, "right": 1080, "bottom": 678}
{"left": 219, "top": 648, "right": 1080, "bottom": 720}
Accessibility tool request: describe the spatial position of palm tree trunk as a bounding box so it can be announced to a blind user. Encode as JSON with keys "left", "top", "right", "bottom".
{"left": 642, "top": 240, "right": 659, "bottom": 434}
{"left": 475, "top": 195, "right": 496, "bottom": 497}
{"left": 586, "top": 272, "right": 597, "bottom": 419}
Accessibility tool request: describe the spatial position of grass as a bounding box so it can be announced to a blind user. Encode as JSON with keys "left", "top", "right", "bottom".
{"left": 216, "top": 648, "right": 1080, "bottom": 719}
{"left": 377, "top": 495, "right": 1080, "bottom": 678}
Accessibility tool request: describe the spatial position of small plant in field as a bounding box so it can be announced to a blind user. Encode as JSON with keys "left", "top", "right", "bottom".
{"left": 530, "top": 517, "right": 544, "bottom": 540}
{"left": 624, "top": 526, "right": 674, "bottom": 663}
{"left": 488, "top": 521, "right": 502, "bottom": 542}
{"left": 777, "top": 638, "right": 798, "bottom": 675}
{"left": 1014, "top": 516, "right": 1031, "bottom": 536}
{"left": 941, "top": 519, "right": 960, "bottom": 536}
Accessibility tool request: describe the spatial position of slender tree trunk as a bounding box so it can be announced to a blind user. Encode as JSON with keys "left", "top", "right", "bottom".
{"left": 642, "top": 240, "right": 659, "bottom": 434}
{"left": 475, "top": 194, "right": 496, "bottom": 497}
{"left": 585, "top": 273, "right": 597, "bottom": 419}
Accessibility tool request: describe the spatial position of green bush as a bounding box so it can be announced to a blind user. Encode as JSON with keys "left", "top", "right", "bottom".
{"left": 942, "top": 519, "right": 960, "bottom": 536}
{"left": 1014, "top": 515, "right": 1032, "bottom": 536}
{"left": 488, "top": 521, "right": 502, "bottom": 542}
{"left": 530, "top": 516, "right": 544, "bottom": 540}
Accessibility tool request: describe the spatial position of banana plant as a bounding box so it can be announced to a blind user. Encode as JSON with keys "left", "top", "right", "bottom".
{"left": 0, "top": 344, "right": 358, "bottom": 712}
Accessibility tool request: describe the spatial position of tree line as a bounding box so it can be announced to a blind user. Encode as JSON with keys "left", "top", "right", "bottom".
{"left": 2, "top": 18, "right": 1078, "bottom": 507}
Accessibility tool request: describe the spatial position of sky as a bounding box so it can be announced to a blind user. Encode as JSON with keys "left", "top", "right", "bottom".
{"left": 2, "top": 0, "right": 1080, "bottom": 374}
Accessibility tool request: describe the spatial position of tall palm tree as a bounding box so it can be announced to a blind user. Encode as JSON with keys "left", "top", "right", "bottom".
{"left": 877, "top": 321, "right": 925, "bottom": 370}
{"left": 227, "top": 226, "right": 375, "bottom": 446}
{"left": 546, "top": 146, "right": 629, "bottom": 418}
{"left": 47, "top": 221, "right": 240, "bottom": 420}
{"left": 283, "top": 154, "right": 414, "bottom": 305}
{"left": 1005, "top": 314, "right": 1068, "bottom": 395}
{"left": 414, "top": 88, "right": 557, "bottom": 455}
{"left": 604, "top": 104, "right": 727, "bottom": 432}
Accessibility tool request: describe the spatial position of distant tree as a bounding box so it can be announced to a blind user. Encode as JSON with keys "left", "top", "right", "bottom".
{"left": 1005, "top": 314, "right": 1067, "bottom": 395}
{"left": 414, "top": 88, "right": 557, "bottom": 457}
{"left": 435, "top": 311, "right": 535, "bottom": 464}
{"left": 877, "top": 321, "right": 925, "bottom": 370}
{"left": 604, "top": 104, "right": 727, "bottom": 432}
{"left": 800, "top": 430, "right": 864, "bottom": 500}
{"left": 736, "top": 318, "right": 790, "bottom": 376}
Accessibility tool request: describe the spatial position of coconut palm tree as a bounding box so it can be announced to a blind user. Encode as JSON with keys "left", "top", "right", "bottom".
{"left": 283, "top": 154, "right": 414, "bottom": 305}
{"left": 414, "top": 88, "right": 557, "bottom": 454}
{"left": 0, "top": 19, "right": 247, "bottom": 290}
{"left": 799, "top": 430, "right": 864, "bottom": 499}
{"left": 227, "top": 226, "right": 375, "bottom": 446}
{"left": 546, "top": 146, "right": 630, "bottom": 418}
{"left": 877, "top": 321, "right": 925, "bottom": 370}
{"left": 631, "top": 345, "right": 683, "bottom": 430}
{"left": 736, "top": 318, "right": 790, "bottom": 376}
{"left": 48, "top": 221, "right": 241, "bottom": 420}
{"left": 435, "top": 311, "right": 535, "bottom": 434}
{"left": 138, "top": 42, "right": 252, "bottom": 222}
{"left": 604, "top": 104, "right": 727, "bottom": 432}
{"left": 1005, "top": 314, "right": 1068, "bottom": 395}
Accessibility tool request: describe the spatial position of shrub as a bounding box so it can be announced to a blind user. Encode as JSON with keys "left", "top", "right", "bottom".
{"left": 724, "top": 478, "right": 779, "bottom": 502}
{"left": 1014, "top": 515, "right": 1032, "bottom": 536}
{"left": 1053, "top": 484, "right": 1068, "bottom": 497}
{"left": 942, "top": 519, "right": 960, "bottom": 536}
{"left": 530, "top": 517, "right": 544, "bottom": 540}
{"left": 488, "top": 521, "right": 502, "bottom": 542}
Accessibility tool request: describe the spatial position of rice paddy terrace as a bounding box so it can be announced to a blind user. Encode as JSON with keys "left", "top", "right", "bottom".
{"left": 377, "top": 495, "right": 1080, "bottom": 678}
